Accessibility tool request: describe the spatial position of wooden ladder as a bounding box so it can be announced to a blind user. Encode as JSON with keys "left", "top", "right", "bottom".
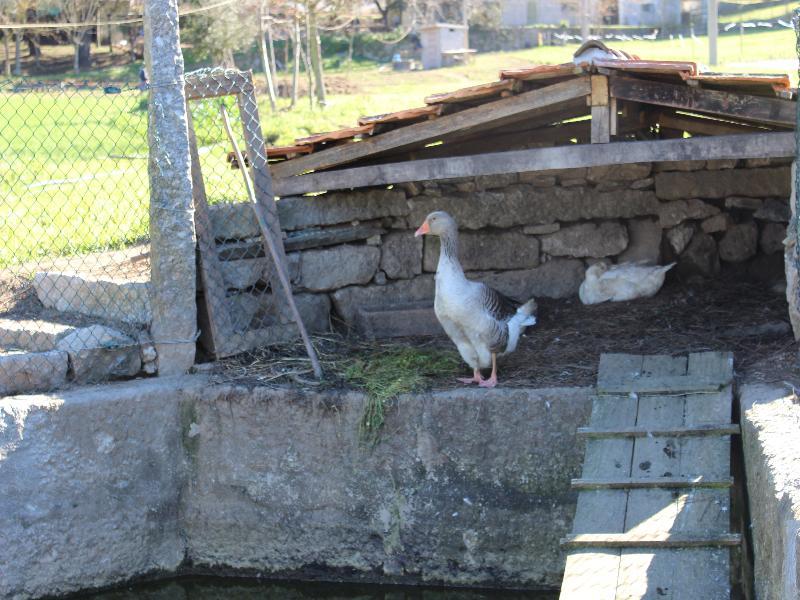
{"left": 559, "top": 352, "right": 741, "bottom": 599}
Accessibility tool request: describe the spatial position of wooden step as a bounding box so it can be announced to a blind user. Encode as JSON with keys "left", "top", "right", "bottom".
{"left": 576, "top": 423, "right": 740, "bottom": 439}
{"left": 561, "top": 532, "right": 742, "bottom": 549}
{"left": 572, "top": 476, "right": 733, "bottom": 490}
{"left": 597, "top": 375, "right": 728, "bottom": 394}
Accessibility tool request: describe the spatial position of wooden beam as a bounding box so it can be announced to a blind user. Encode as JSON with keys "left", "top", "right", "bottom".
{"left": 271, "top": 77, "right": 592, "bottom": 178}
{"left": 572, "top": 477, "right": 734, "bottom": 490}
{"left": 576, "top": 423, "right": 740, "bottom": 438}
{"left": 610, "top": 75, "right": 796, "bottom": 127}
{"left": 561, "top": 533, "right": 741, "bottom": 549}
{"left": 657, "top": 111, "right": 769, "bottom": 136}
{"left": 272, "top": 131, "right": 795, "bottom": 196}
{"left": 590, "top": 75, "right": 611, "bottom": 144}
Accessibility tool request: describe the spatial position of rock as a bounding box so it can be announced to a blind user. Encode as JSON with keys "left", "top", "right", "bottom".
{"left": 366, "top": 235, "right": 382, "bottom": 246}
{"left": 33, "top": 272, "right": 151, "bottom": 325}
{"left": 739, "top": 384, "right": 800, "bottom": 600}
{"left": 560, "top": 177, "right": 587, "bottom": 187}
{"left": 0, "top": 349, "right": 68, "bottom": 395}
{"left": 723, "top": 321, "right": 791, "bottom": 338}
{"left": 380, "top": 232, "right": 423, "bottom": 280}
{"left": 678, "top": 232, "right": 720, "bottom": 277}
{"left": 423, "top": 232, "right": 540, "bottom": 272}
{"left": 331, "top": 276, "right": 435, "bottom": 326}
{"left": 409, "top": 188, "right": 659, "bottom": 230}
{"left": 398, "top": 181, "right": 422, "bottom": 196}
{"left": 540, "top": 222, "right": 628, "bottom": 258}
{"left": 725, "top": 196, "right": 763, "bottom": 211}
{"left": 523, "top": 223, "right": 560, "bottom": 235}
{"left": 468, "top": 258, "right": 585, "bottom": 299}
{"left": 286, "top": 294, "right": 331, "bottom": 333}
{"left": 666, "top": 223, "right": 695, "bottom": 255}
{"left": 209, "top": 190, "right": 409, "bottom": 238}
{"left": 454, "top": 180, "right": 477, "bottom": 193}
{"left": 754, "top": 198, "right": 791, "bottom": 222}
{"left": 701, "top": 214, "right": 732, "bottom": 234}
{"left": 296, "top": 245, "right": 380, "bottom": 292}
{"left": 760, "top": 222, "right": 786, "bottom": 255}
{"left": 221, "top": 258, "right": 267, "bottom": 290}
{"left": 143, "top": 361, "right": 157, "bottom": 374}
{"left": 617, "top": 219, "right": 661, "bottom": 264}
{"left": 284, "top": 223, "right": 386, "bottom": 252}
{"left": 654, "top": 167, "right": 791, "bottom": 200}
{"left": 595, "top": 181, "right": 626, "bottom": 192}
{"left": 518, "top": 174, "right": 556, "bottom": 187}
{"left": 630, "top": 177, "right": 654, "bottom": 190}
{"left": 55, "top": 325, "right": 141, "bottom": 383}
{"left": 745, "top": 158, "right": 773, "bottom": 168}
{"left": 0, "top": 319, "right": 75, "bottom": 353}
{"left": 475, "top": 173, "right": 518, "bottom": 190}
{"left": 705, "top": 159, "right": 738, "bottom": 170}
{"left": 373, "top": 271, "right": 387, "bottom": 285}
{"left": 587, "top": 163, "right": 651, "bottom": 182}
{"left": 657, "top": 199, "right": 720, "bottom": 228}
{"left": 718, "top": 222, "right": 758, "bottom": 263}
{"left": 654, "top": 160, "right": 705, "bottom": 172}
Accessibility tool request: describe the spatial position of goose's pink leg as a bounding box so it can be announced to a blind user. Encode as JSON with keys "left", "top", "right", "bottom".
{"left": 479, "top": 354, "right": 498, "bottom": 388}
{"left": 457, "top": 369, "right": 484, "bottom": 385}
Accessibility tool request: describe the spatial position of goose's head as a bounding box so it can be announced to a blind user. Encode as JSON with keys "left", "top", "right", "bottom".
{"left": 414, "top": 211, "right": 457, "bottom": 238}
{"left": 584, "top": 261, "right": 610, "bottom": 281}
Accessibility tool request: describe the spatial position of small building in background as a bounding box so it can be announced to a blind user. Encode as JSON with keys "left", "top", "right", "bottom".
{"left": 618, "top": 0, "right": 681, "bottom": 26}
{"left": 420, "top": 23, "right": 471, "bottom": 69}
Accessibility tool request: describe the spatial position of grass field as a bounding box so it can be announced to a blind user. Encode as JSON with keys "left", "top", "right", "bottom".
{"left": 0, "top": 27, "right": 796, "bottom": 269}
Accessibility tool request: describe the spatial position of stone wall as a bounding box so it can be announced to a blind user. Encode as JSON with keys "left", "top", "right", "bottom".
{"left": 0, "top": 378, "right": 593, "bottom": 598}
{"left": 208, "top": 158, "right": 791, "bottom": 337}
{"left": 739, "top": 384, "right": 800, "bottom": 600}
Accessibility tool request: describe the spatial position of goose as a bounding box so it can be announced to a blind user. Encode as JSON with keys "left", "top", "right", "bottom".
{"left": 579, "top": 261, "right": 676, "bottom": 305}
{"left": 414, "top": 211, "right": 537, "bottom": 388}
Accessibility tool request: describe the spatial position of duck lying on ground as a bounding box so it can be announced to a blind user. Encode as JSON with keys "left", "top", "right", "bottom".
{"left": 414, "top": 211, "right": 537, "bottom": 388}
{"left": 579, "top": 261, "right": 676, "bottom": 305}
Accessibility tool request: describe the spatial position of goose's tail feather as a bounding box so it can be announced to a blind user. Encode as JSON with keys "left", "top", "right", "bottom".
{"left": 505, "top": 298, "right": 538, "bottom": 354}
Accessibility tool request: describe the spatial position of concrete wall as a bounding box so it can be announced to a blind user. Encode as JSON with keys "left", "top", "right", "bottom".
{"left": 0, "top": 378, "right": 594, "bottom": 599}
{"left": 208, "top": 158, "right": 792, "bottom": 338}
{"left": 739, "top": 384, "right": 800, "bottom": 600}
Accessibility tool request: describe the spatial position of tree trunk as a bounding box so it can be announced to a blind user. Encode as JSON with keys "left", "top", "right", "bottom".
{"left": 3, "top": 30, "right": 10, "bottom": 77}
{"left": 290, "top": 13, "right": 300, "bottom": 108}
{"left": 73, "top": 40, "right": 80, "bottom": 74}
{"left": 14, "top": 31, "right": 21, "bottom": 76}
{"left": 258, "top": 1, "right": 278, "bottom": 111}
{"left": 302, "top": 35, "right": 313, "bottom": 109}
{"left": 79, "top": 37, "right": 92, "bottom": 69}
{"left": 306, "top": 3, "right": 326, "bottom": 106}
{"left": 266, "top": 11, "right": 278, "bottom": 74}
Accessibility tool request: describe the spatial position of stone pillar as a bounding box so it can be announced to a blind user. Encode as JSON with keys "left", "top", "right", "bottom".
{"left": 144, "top": 0, "right": 197, "bottom": 374}
{"left": 790, "top": 10, "right": 800, "bottom": 340}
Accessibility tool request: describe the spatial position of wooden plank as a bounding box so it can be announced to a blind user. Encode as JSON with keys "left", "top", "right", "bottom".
{"left": 271, "top": 77, "right": 592, "bottom": 179}
{"left": 598, "top": 353, "right": 644, "bottom": 387}
{"left": 591, "top": 105, "right": 611, "bottom": 144}
{"left": 272, "top": 131, "right": 795, "bottom": 196}
{"left": 597, "top": 375, "right": 727, "bottom": 394}
{"left": 577, "top": 424, "right": 740, "bottom": 438}
{"left": 424, "top": 79, "right": 514, "bottom": 105}
{"left": 687, "top": 351, "right": 734, "bottom": 382}
{"left": 560, "top": 549, "right": 621, "bottom": 600}
{"left": 186, "top": 110, "right": 237, "bottom": 358}
{"left": 572, "top": 477, "right": 733, "bottom": 490}
{"left": 561, "top": 532, "right": 741, "bottom": 548}
{"left": 657, "top": 111, "right": 770, "bottom": 136}
{"left": 610, "top": 75, "right": 796, "bottom": 127}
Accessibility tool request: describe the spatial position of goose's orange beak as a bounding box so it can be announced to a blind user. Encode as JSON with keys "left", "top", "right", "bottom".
{"left": 414, "top": 220, "right": 430, "bottom": 237}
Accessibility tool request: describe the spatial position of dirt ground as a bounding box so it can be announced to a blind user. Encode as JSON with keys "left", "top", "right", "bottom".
{"left": 215, "top": 272, "right": 800, "bottom": 392}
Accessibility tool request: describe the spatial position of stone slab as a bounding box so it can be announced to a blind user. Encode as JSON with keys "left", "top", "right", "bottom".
{"left": 468, "top": 258, "right": 586, "bottom": 300}
{"left": 654, "top": 167, "right": 791, "bottom": 200}
{"left": 55, "top": 325, "right": 141, "bottom": 383}
{"left": 331, "top": 276, "right": 434, "bottom": 326}
{"left": 540, "top": 222, "right": 628, "bottom": 258}
{"left": 423, "top": 231, "right": 540, "bottom": 272}
{"left": 0, "top": 350, "right": 68, "bottom": 396}
{"left": 33, "top": 272, "right": 152, "bottom": 325}
{"left": 296, "top": 245, "right": 380, "bottom": 292}
{"left": 380, "top": 232, "right": 423, "bottom": 280}
{"left": 0, "top": 319, "right": 76, "bottom": 353}
{"left": 740, "top": 384, "right": 800, "bottom": 600}
{"left": 355, "top": 302, "right": 443, "bottom": 338}
{"left": 617, "top": 218, "right": 661, "bottom": 264}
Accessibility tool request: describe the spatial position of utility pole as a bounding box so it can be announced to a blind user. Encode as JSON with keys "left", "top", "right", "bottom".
{"left": 580, "top": 0, "right": 590, "bottom": 40}
{"left": 707, "top": 0, "right": 718, "bottom": 66}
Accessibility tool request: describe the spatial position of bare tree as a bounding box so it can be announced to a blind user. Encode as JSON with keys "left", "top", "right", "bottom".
{"left": 258, "top": 0, "right": 278, "bottom": 110}
{"left": 46, "top": 0, "right": 101, "bottom": 73}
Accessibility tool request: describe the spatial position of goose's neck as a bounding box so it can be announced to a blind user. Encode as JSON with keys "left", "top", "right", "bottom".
{"left": 437, "top": 230, "right": 465, "bottom": 279}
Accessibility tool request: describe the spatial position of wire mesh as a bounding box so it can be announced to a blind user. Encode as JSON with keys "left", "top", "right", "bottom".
{"left": 185, "top": 68, "right": 303, "bottom": 363}
{"left": 0, "top": 80, "right": 152, "bottom": 392}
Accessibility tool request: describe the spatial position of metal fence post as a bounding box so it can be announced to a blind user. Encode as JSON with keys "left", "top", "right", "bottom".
{"left": 144, "top": 0, "right": 197, "bottom": 374}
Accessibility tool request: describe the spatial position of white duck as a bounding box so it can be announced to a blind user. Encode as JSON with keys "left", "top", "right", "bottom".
{"left": 579, "top": 261, "right": 676, "bottom": 305}
{"left": 414, "top": 211, "right": 537, "bottom": 388}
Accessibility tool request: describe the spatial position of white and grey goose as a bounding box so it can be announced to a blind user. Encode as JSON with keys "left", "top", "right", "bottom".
{"left": 414, "top": 211, "right": 537, "bottom": 388}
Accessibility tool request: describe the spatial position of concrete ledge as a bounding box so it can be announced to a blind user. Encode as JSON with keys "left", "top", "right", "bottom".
{"left": 739, "top": 384, "right": 800, "bottom": 600}
{"left": 0, "top": 378, "right": 594, "bottom": 598}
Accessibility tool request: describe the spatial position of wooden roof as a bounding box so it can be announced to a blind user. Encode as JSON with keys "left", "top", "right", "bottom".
{"left": 266, "top": 44, "right": 795, "bottom": 196}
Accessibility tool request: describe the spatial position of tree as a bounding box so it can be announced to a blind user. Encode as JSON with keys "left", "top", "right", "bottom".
{"left": 182, "top": 0, "right": 259, "bottom": 67}
{"left": 39, "top": 0, "right": 100, "bottom": 73}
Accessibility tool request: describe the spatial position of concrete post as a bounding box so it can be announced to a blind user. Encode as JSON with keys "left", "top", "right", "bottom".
{"left": 144, "top": 0, "right": 197, "bottom": 374}
{"left": 789, "top": 10, "right": 800, "bottom": 339}
{"left": 707, "top": 0, "right": 718, "bottom": 66}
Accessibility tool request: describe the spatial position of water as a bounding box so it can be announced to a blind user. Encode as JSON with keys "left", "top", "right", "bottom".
{"left": 71, "top": 576, "right": 558, "bottom": 599}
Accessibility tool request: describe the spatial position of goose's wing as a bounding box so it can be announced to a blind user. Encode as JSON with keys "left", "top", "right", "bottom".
{"left": 479, "top": 283, "right": 519, "bottom": 323}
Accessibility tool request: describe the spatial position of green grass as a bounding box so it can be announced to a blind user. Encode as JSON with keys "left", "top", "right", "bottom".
{"left": 344, "top": 346, "right": 459, "bottom": 446}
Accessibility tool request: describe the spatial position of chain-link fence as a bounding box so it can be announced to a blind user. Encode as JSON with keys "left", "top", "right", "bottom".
{"left": 0, "top": 80, "right": 153, "bottom": 392}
